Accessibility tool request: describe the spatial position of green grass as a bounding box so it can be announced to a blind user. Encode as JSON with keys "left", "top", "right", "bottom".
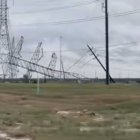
{"left": 0, "top": 83, "right": 140, "bottom": 140}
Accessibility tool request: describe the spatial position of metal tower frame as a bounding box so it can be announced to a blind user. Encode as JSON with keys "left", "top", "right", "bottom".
{"left": 0, "top": 54, "right": 87, "bottom": 79}
{"left": 0, "top": 0, "right": 11, "bottom": 78}
{"left": 26, "top": 42, "right": 43, "bottom": 80}
{"left": 48, "top": 52, "right": 57, "bottom": 77}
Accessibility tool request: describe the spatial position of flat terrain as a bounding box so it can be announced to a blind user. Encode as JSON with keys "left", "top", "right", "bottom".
{"left": 0, "top": 83, "right": 140, "bottom": 140}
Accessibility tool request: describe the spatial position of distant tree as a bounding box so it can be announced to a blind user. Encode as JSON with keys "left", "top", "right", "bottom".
{"left": 23, "top": 74, "right": 29, "bottom": 83}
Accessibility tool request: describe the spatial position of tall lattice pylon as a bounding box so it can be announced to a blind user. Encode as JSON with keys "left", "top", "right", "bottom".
{"left": 0, "top": 0, "right": 11, "bottom": 78}
{"left": 0, "top": 0, "right": 10, "bottom": 53}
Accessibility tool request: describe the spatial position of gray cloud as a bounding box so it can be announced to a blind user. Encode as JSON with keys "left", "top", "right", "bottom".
{"left": 7, "top": 0, "right": 140, "bottom": 78}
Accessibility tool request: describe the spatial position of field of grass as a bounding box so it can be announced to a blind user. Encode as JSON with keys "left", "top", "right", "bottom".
{"left": 0, "top": 83, "right": 140, "bottom": 140}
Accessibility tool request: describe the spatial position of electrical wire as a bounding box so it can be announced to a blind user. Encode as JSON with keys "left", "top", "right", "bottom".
{"left": 20, "top": 40, "right": 140, "bottom": 54}
{"left": 15, "top": 9, "right": 140, "bottom": 26}
{"left": 112, "top": 67, "right": 140, "bottom": 73}
{"left": 99, "top": 41, "right": 140, "bottom": 51}
{"left": 112, "top": 9, "right": 140, "bottom": 17}
{"left": 12, "top": 0, "right": 99, "bottom": 15}
{"left": 66, "top": 53, "right": 89, "bottom": 71}
{"left": 79, "top": 57, "right": 96, "bottom": 68}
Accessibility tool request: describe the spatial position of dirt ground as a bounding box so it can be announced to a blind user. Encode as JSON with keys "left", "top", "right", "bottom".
{"left": 0, "top": 83, "right": 140, "bottom": 140}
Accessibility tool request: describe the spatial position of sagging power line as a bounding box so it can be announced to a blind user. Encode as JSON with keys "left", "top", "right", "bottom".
{"left": 15, "top": 9, "right": 140, "bottom": 26}
{"left": 19, "top": 40, "right": 140, "bottom": 54}
{"left": 12, "top": 0, "right": 99, "bottom": 14}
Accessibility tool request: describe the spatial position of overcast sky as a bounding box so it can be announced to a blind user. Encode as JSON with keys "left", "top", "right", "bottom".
{"left": 6, "top": 0, "right": 140, "bottom": 78}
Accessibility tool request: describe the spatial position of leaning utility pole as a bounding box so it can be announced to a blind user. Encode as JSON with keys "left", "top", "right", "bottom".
{"left": 87, "top": 44, "right": 115, "bottom": 83}
{"left": 105, "top": 0, "right": 110, "bottom": 85}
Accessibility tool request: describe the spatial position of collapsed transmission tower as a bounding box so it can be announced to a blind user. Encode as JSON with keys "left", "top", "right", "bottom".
{"left": 3, "top": 36, "right": 24, "bottom": 78}
{"left": 0, "top": 54, "right": 87, "bottom": 79}
{"left": 0, "top": 0, "right": 88, "bottom": 81}
{"left": 48, "top": 52, "right": 57, "bottom": 77}
{"left": 8, "top": 36, "right": 24, "bottom": 78}
{"left": 26, "top": 42, "right": 43, "bottom": 80}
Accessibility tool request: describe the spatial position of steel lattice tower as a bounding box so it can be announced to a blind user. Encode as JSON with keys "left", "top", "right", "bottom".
{"left": 0, "top": 0, "right": 22, "bottom": 79}
{"left": 0, "top": 0, "right": 10, "bottom": 53}
{"left": 0, "top": 0, "right": 11, "bottom": 78}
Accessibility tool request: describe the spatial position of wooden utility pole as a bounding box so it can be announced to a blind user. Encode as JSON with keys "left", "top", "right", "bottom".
{"left": 105, "top": 0, "right": 110, "bottom": 85}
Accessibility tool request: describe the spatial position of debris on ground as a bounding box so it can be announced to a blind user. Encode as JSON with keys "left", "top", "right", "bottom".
{"left": 0, "top": 131, "right": 31, "bottom": 140}
{"left": 80, "top": 126, "right": 95, "bottom": 132}
{"left": 56, "top": 110, "right": 105, "bottom": 122}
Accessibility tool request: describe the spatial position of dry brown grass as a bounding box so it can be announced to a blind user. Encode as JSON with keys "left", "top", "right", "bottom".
{"left": 0, "top": 83, "right": 140, "bottom": 140}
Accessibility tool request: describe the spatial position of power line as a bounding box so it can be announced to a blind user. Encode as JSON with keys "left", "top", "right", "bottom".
{"left": 112, "top": 67, "right": 140, "bottom": 73}
{"left": 100, "top": 41, "right": 140, "bottom": 51}
{"left": 79, "top": 57, "right": 96, "bottom": 68}
{"left": 20, "top": 40, "right": 140, "bottom": 54}
{"left": 12, "top": 0, "right": 99, "bottom": 15}
{"left": 15, "top": 9, "right": 140, "bottom": 26}
{"left": 112, "top": 9, "right": 140, "bottom": 17}
{"left": 66, "top": 53, "right": 89, "bottom": 71}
